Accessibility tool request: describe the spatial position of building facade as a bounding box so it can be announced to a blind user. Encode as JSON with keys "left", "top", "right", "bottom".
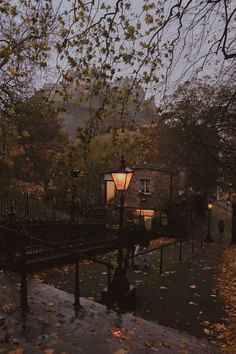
{"left": 100, "top": 165, "right": 189, "bottom": 233}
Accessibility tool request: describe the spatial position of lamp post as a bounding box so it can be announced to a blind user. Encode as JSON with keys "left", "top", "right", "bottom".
{"left": 70, "top": 168, "right": 80, "bottom": 224}
{"left": 109, "top": 156, "right": 134, "bottom": 304}
{"left": 204, "top": 202, "right": 213, "bottom": 242}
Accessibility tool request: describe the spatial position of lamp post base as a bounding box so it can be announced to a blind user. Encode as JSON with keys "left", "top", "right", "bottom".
{"left": 102, "top": 285, "right": 136, "bottom": 309}
{"left": 102, "top": 266, "right": 136, "bottom": 309}
{"left": 204, "top": 234, "right": 214, "bottom": 243}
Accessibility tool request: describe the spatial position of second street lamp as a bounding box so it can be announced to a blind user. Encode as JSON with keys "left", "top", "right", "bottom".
{"left": 204, "top": 202, "right": 213, "bottom": 243}
{"left": 70, "top": 168, "right": 80, "bottom": 224}
{"left": 109, "top": 156, "right": 135, "bottom": 306}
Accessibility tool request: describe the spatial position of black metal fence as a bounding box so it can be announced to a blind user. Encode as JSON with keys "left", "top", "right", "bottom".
{"left": 130, "top": 233, "right": 204, "bottom": 275}
{"left": 0, "top": 190, "right": 107, "bottom": 224}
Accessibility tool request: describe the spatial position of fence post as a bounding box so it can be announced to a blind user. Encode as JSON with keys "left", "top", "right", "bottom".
{"left": 179, "top": 239, "right": 182, "bottom": 262}
{"left": 74, "top": 260, "right": 81, "bottom": 311}
{"left": 159, "top": 245, "right": 164, "bottom": 275}
{"left": 200, "top": 232, "right": 203, "bottom": 248}
{"left": 8, "top": 203, "right": 16, "bottom": 228}
{"left": 20, "top": 228, "right": 28, "bottom": 312}
{"left": 107, "top": 261, "right": 112, "bottom": 293}
{"left": 192, "top": 238, "right": 195, "bottom": 254}
{"left": 107, "top": 260, "right": 112, "bottom": 306}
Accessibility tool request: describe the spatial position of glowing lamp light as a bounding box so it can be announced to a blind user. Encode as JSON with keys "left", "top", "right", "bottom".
{"left": 208, "top": 202, "right": 213, "bottom": 210}
{"left": 111, "top": 156, "right": 134, "bottom": 191}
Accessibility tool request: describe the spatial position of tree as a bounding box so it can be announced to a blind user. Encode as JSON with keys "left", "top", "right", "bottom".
{"left": 1, "top": 1, "right": 235, "bottom": 132}
{"left": 0, "top": 97, "right": 67, "bottom": 191}
{"left": 145, "top": 80, "right": 236, "bottom": 192}
{"left": 0, "top": 1, "right": 57, "bottom": 113}
{"left": 50, "top": 128, "right": 151, "bottom": 203}
{"left": 1, "top": 1, "right": 235, "bottom": 195}
{"left": 53, "top": 1, "right": 236, "bottom": 98}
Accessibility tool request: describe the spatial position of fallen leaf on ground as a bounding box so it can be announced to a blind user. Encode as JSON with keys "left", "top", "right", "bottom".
{"left": 144, "top": 340, "right": 155, "bottom": 348}
{"left": 86, "top": 296, "right": 95, "bottom": 301}
{"left": 48, "top": 332, "right": 58, "bottom": 338}
{"left": 160, "top": 341, "right": 170, "bottom": 348}
{"left": 189, "top": 301, "right": 198, "bottom": 305}
{"left": 190, "top": 284, "right": 197, "bottom": 289}
{"left": 113, "top": 349, "right": 128, "bottom": 354}
{"left": 8, "top": 348, "right": 25, "bottom": 354}
{"left": 2, "top": 304, "right": 12, "bottom": 313}
{"left": 43, "top": 349, "right": 55, "bottom": 354}
{"left": 54, "top": 321, "right": 63, "bottom": 327}
{"left": 111, "top": 328, "right": 132, "bottom": 340}
{"left": 217, "top": 245, "right": 236, "bottom": 352}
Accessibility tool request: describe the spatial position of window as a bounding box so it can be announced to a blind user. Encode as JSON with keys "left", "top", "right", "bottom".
{"left": 106, "top": 181, "right": 115, "bottom": 202}
{"left": 140, "top": 179, "right": 150, "bottom": 194}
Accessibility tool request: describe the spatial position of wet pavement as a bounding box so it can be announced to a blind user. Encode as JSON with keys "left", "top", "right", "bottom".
{"left": 0, "top": 203, "right": 232, "bottom": 353}
{"left": 0, "top": 272, "right": 219, "bottom": 354}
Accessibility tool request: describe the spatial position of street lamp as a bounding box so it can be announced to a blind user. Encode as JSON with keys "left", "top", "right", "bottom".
{"left": 70, "top": 168, "right": 80, "bottom": 224}
{"left": 204, "top": 202, "right": 213, "bottom": 242}
{"left": 109, "top": 156, "right": 134, "bottom": 305}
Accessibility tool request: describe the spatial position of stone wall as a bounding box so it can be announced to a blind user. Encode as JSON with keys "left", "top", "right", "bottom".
{"left": 124, "top": 168, "right": 172, "bottom": 210}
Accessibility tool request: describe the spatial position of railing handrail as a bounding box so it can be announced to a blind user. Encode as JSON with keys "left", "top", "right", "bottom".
{"left": 132, "top": 238, "right": 195, "bottom": 258}
{"left": 0, "top": 223, "right": 114, "bottom": 268}
{"left": 0, "top": 224, "right": 21, "bottom": 237}
{"left": 22, "top": 232, "right": 114, "bottom": 268}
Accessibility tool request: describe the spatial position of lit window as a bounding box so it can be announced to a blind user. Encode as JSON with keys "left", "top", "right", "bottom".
{"left": 106, "top": 181, "right": 115, "bottom": 202}
{"left": 140, "top": 179, "right": 150, "bottom": 194}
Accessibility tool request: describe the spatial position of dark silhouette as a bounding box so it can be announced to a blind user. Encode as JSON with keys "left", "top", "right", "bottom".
{"left": 218, "top": 219, "right": 225, "bottom": 237}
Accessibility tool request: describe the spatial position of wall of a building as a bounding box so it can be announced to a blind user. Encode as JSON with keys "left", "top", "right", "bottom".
{"left": 124, "top": 168, "right": 172, "bottom": 210}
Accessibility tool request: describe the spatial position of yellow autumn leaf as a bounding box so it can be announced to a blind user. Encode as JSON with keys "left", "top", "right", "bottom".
{"left": 2, "top": 304, "right": 12, "bottom": 313}
{"left": 43, "top": 349, "right": 55, "bottom": 354}
{"left": 113, "top": 350, "right": 128, "bottom": 354}
{"left": 160, "top": 341, "right": 170, "bottom": 348}
{"left": 8, "top": 348, "right": 25, "bottom": 354}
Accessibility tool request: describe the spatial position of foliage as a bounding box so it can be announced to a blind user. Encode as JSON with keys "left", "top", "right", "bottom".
{"left": 137, "top": 80, "right": 236, "bottom": 192}
{"left": 49, "top": 0, "right": 236, "bottom": 118}
{"left": 0, "top": 97, "right": 67, "bottom": 190}
{"left": 1, "top": 1, "right": 235, "bottom": 132}
{"left": 0, "top": 1, "right": 235, "bottom": 194}
{"left": 0, "top": 0, "right": 57, "bottom": 112}
{"left": 50, "top": 130, "right": 147, "bottom": 201}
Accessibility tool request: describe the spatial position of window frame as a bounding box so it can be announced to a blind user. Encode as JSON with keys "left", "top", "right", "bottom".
{"left": 140, "top": 178, "right": 150, "bottom": 194}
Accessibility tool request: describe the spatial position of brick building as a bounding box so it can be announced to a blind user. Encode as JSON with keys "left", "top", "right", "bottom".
{"left": 100, "top": 165, "right": 189, "bottom": 233}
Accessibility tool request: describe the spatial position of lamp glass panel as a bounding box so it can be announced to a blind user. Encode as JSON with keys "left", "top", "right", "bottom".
{"left": 124, "top": 172, "right": 133, "bottom": 190}
{"left": 112, "top": 172, "right": 133, "bottom": 191}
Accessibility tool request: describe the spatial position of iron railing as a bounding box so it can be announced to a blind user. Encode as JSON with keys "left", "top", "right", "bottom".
{"left": 129, "top": 232, "right": 204, "bottom": 275}
{"left": 0, "top": 224, "right": 114, "bottom": 312}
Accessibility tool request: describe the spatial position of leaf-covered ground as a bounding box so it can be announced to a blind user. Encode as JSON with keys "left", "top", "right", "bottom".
{"left": 28, "top": 203, "right": 236, "bottom": 354}
{"left": 217, "top": 245, "right": 236, "bottom": 353}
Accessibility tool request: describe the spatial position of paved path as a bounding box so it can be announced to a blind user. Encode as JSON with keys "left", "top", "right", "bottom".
{"left": 0, "top": 273, "right": 219, "bottom": 354}
{"left": 0, "top": 202, "right": 231, "bottom": 353}
{"left": 131, "top": 203, "right": 232, "bottom": 342}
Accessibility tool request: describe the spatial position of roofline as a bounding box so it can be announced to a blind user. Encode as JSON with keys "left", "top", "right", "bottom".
{"left": 101, "top": 165, "right": 188, "bottom": 175}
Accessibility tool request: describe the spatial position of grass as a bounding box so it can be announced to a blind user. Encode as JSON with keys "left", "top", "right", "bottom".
{"left": 31, "top": 238, "right": 202, "bottom": 302}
